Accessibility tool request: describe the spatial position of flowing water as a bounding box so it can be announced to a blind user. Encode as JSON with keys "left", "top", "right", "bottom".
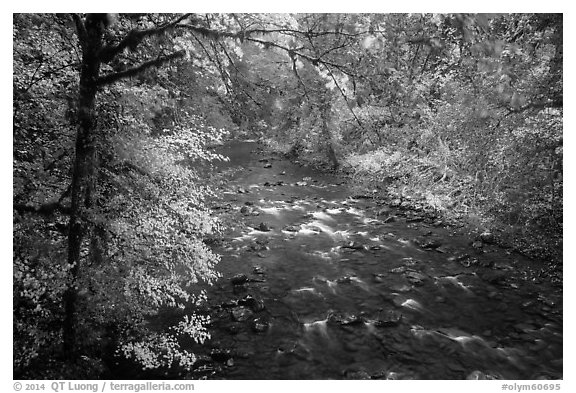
{"left": 180, "top": 141, "right": 562, "bottom": 379}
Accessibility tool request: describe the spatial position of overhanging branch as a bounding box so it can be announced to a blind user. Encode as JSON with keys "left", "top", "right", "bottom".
{"left": 96, "top": 50, "right": 185, "bottom": 85}
{"left": 99, "top": 13, "right": 191, "bottom": 63}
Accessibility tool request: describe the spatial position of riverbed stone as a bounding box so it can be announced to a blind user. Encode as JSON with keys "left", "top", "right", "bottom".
{"left": 230, "top": 274, "right": 249, "bottom": 285}
{"left": 479, "top": 231, "right": 495, "bottom": 244}
{"left": 377, "top": 207, "right": 392, "bottom": 216}
{"left": 210, "top": 349, "right": 233, "bottom": 362}
{"left": 472, "top": 240, "right": 484, "bottom": 249}
{"left": 256, "top": 222, "right": 271, "bottom": 232}
{"left": 374, "top": 311, "right": 402, "bottom": 327}
{"left": 373, "top": 273, "right": 387, "bottom": 283}
{"left": 405, "top": 271, "right": 427, "bottom": 285}
{"left": 253, "top": 266, "right": 265, "bottom": 275}
{"left": 419, "top": 238, "right": 442, "bottom": 249}
{"left": 390, "top": 266, "right": 407, "bottom": 274}
{"left": 252, "top": 317, "right": 270, "bottom": 333}
{"left": 342, "top": 241, "right": 364, "bottom": 250}
{"left": 238, "top": 295, "right": 265, "bottom": 312}
{"left": 231, "top": 306, "right": 254, "bottom": 322}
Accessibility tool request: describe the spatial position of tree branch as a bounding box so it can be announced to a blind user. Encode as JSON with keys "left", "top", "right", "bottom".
{"left": 71, "top": 13, "right": 87, "bottom": 49}
{"left": 14, "top": 201, "right": 71, "bottom": 216}
{"left": 96, "top": 50, "right": 185, "bottom": 85}
{"left": 99, "top": 13, "right": 191, "bottom": 63}
{"left": 175, "top": 24, "right": 239, "bottom": 40}
{"left": 324, "top": 64, "right": 363, "bottom": 128}
{"left": 244, "top": 36, "right": 360, "bottom": 78}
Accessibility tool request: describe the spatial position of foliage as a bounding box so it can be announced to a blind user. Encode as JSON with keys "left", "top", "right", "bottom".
{"left": 13, "top": 13, "right": 230, "bottom": 378}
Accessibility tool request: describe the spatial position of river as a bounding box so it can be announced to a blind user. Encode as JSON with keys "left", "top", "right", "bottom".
{"left": 123, "top": 140, "right": 562, "bottom": 380}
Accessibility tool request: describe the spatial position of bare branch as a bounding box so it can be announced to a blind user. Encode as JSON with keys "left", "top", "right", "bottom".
{"left": 243, "top": 36, "right": 360, "bottom": 78}
{"left": 175, "top": 24, "right": 239, "bottom": 40}
{"left": 324, "top": 64, "right": 363, "bottom": 129}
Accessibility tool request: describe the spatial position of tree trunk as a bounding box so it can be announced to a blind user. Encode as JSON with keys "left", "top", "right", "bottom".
{"left": 63, "top": 15, "right": 105, "bottom": 356}
{"left": 320, "top": 100, "right": 339, "bottom": 170}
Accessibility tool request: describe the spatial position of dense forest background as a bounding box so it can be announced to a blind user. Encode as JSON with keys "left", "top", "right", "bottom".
{"left": 12, "top": 13, "right": 562, "bottom": 378}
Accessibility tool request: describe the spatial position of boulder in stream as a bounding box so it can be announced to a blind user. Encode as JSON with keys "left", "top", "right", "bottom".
{"left": 256, "top": 222, "right": 271, "bottom": 232}
{"left": 373, "top": 273, "right": 387, "bottom": 283}
{"left": 230, "top": 274, "right": 249, "bottom": 285}
{"left": 210, "top": 349, "right": 233, "bottom": 362}
{"left": 231, "top": 306, "right": 254, "bottom": 322}
{"left": 253, "top": 266, "right": 265, "bottom": 275}
{"left": 251, "top": 317, "right": 270, "bottom": 333}
{"left": 373, "top": 310, "right": 403, "bottom": 327}
{"left": 405, "top": 271, "right": 427, "bottom": 285}
{"left": 472, "top": 240, "right": 484, "bottom": 249}
{"left": 389, "top": 266, "right": 407, "bottom": 274}
{"left": 238, "top": 295, "right": 265, "bottom": 312}
{"left": 479, "top": 231, "right": 495, "bottom": 244}
{"left": 418, "top": 238, "right": 442, "bottom": 250}
{"left": 377, "top": 207, "right": 392, "bottom": 216}
{"left": 342, "top": 241, "right": 364, "bottom": 250}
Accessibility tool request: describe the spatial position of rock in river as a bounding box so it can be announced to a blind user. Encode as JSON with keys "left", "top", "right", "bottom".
{"left": 230, "top": 274, "right": 249, "bottom": 285}
{"left": 238, "top": 295, "right": 265, "bottom": 312}
{"left": 330, "top": 313, "right": 364, "bottom": 326}
{"left": 419, "top": 238, "right": 442, "bottom": 249}
{"left": 405, "top": 271, "right": 427, "bottom": 285}
{"left": 210, "top": 349, "right": 233, "bottom": 362}
{"left": 373, "top": 310, "right": 403, "bottom": 327}
{"left": 342, "top": 241, "right": 364, "bottom": 250}
{"left": 256, "top": 222, "right": 271, "bottom": 232}
{"left": 472, "top": 240, "right": 484, "bottom": 249}
{"left": 252, "top": 317, "right": 270, "bottom": 333}
{"left": 479, "top": 231, "right": 495, "bottom": 244}
{"left": 231, "top": 306, "right": 254, "bottom": 322}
